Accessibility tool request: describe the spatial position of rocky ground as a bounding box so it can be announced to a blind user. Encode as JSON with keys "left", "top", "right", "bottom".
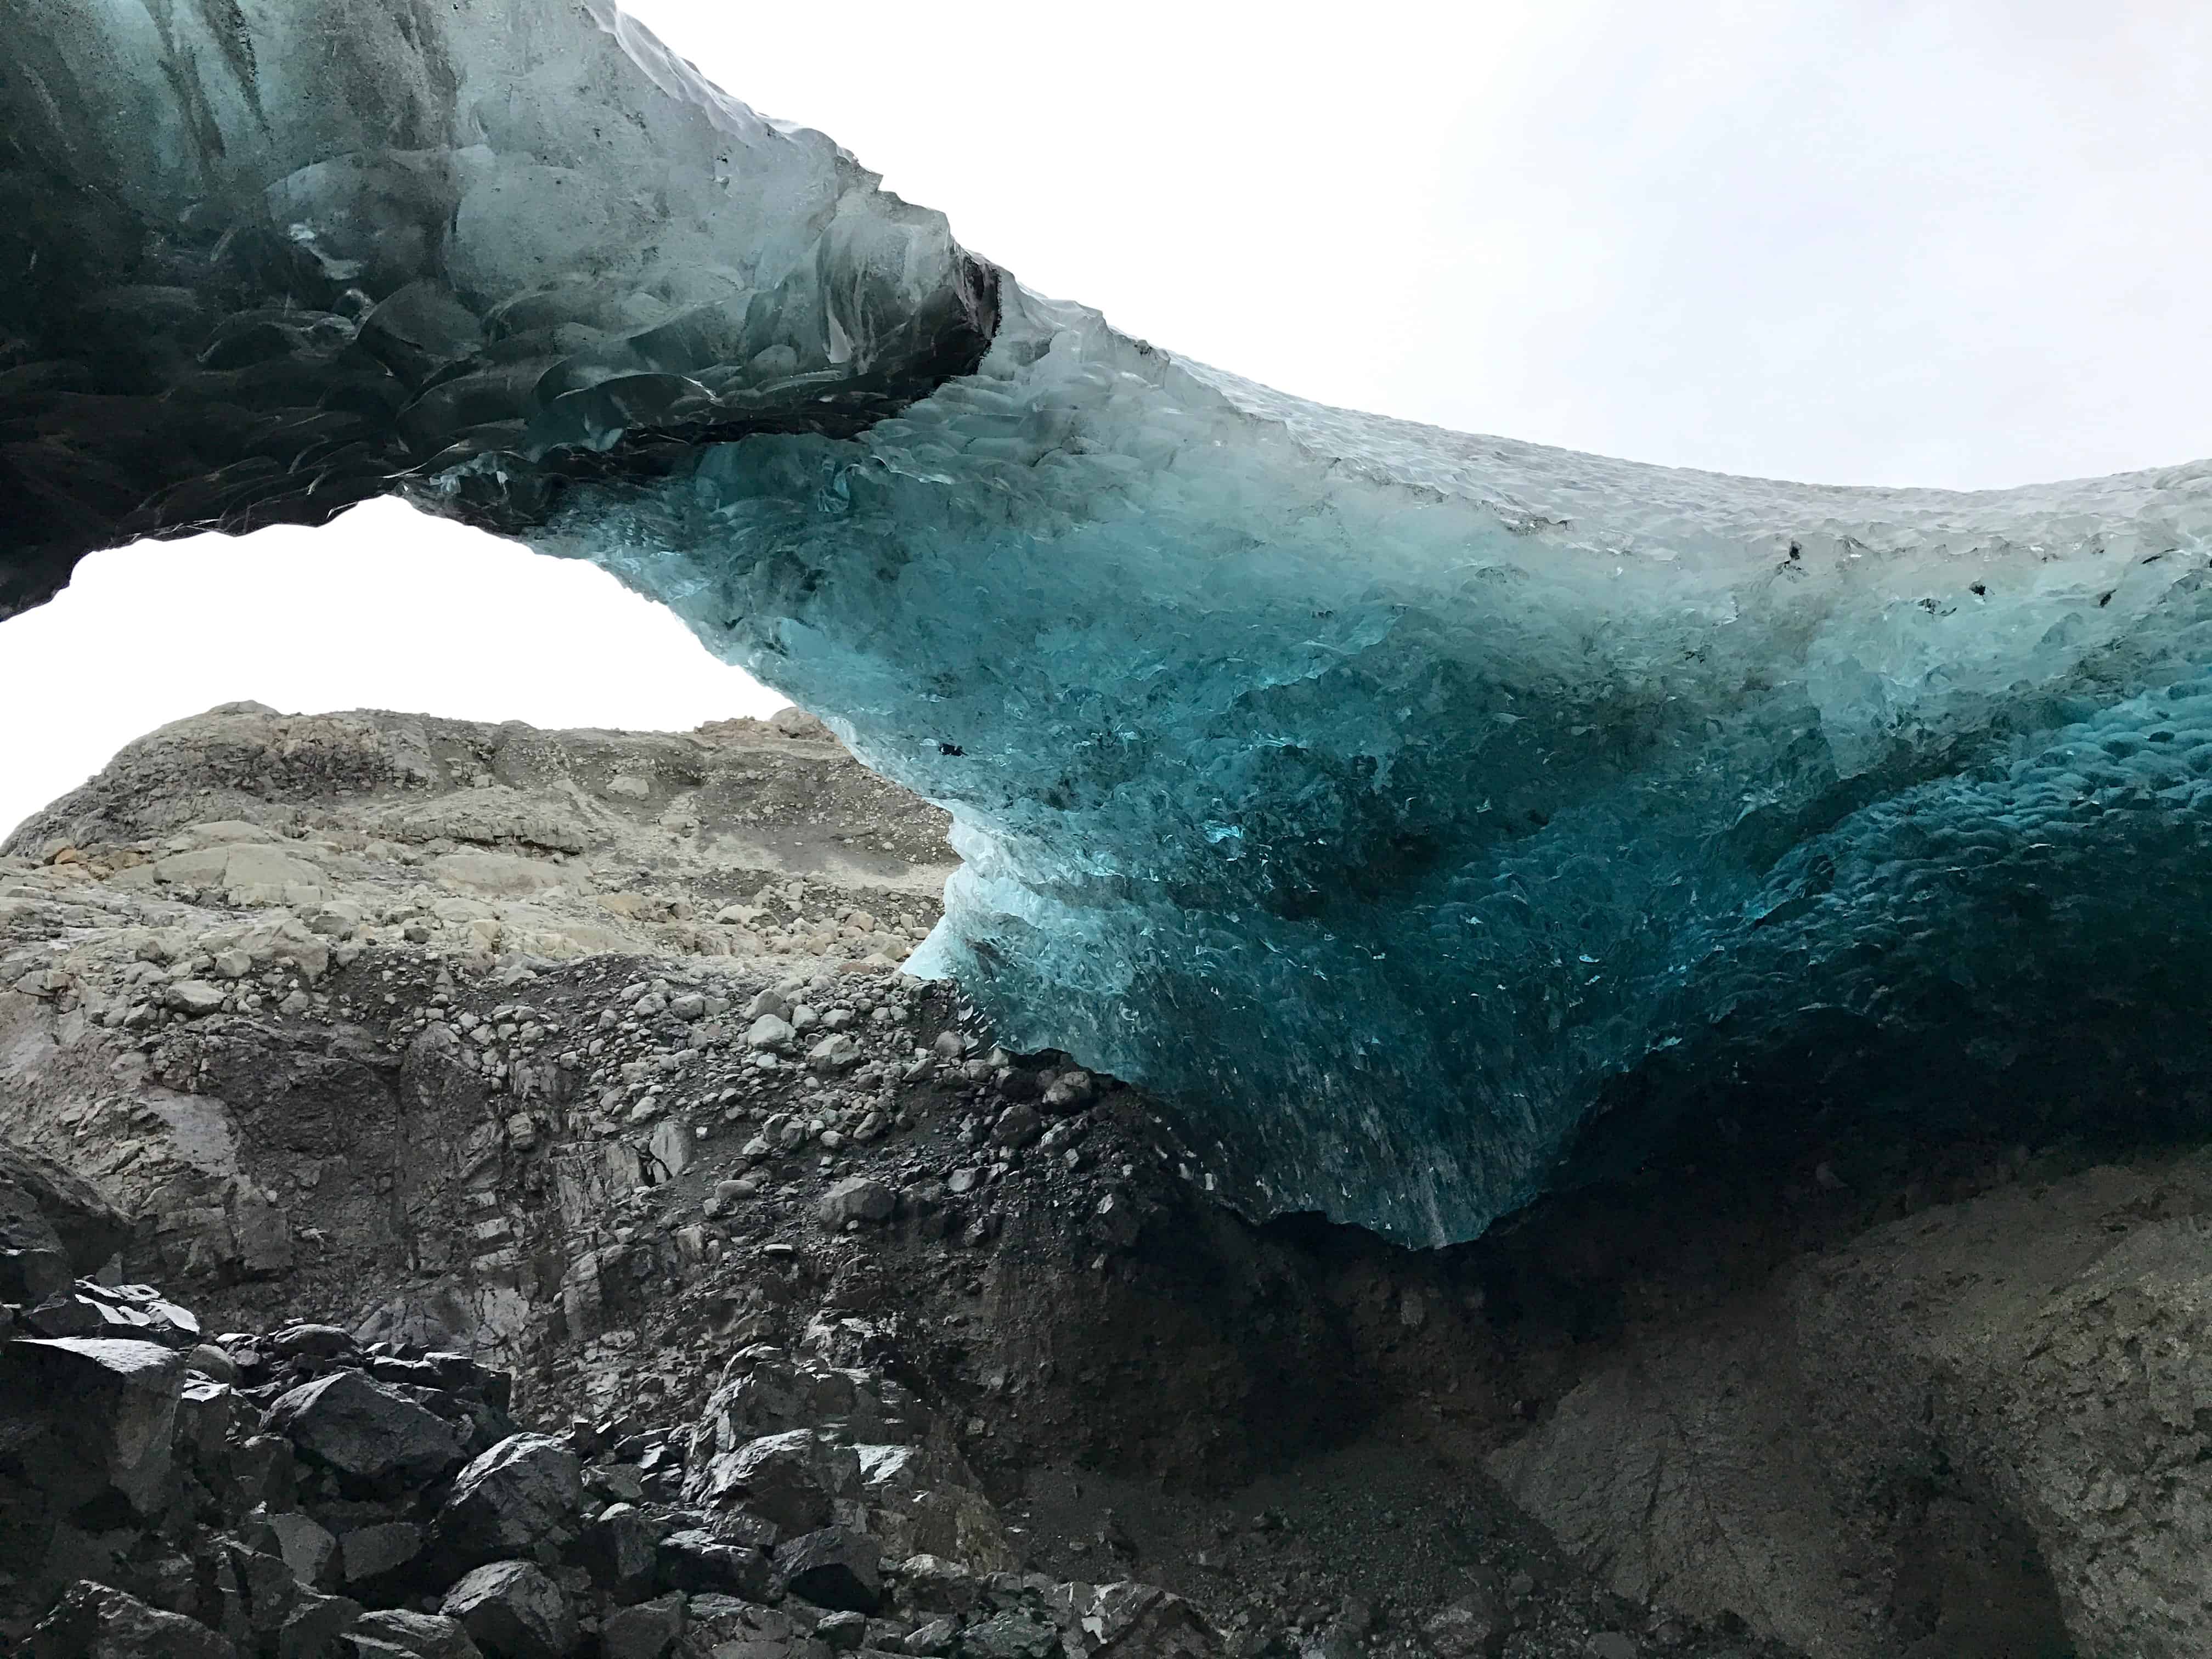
{"left": 2, "top": 702, "right": 2205, "bottom": 1659}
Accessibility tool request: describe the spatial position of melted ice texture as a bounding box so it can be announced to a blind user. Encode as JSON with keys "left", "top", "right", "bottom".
{"left": 15, "top": 2, "right": 2212, "bottom": 1241}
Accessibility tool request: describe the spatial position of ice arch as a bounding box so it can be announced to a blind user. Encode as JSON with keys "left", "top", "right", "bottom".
{"left": 7, "top": 0, "right": 2212, "bottom": 1242}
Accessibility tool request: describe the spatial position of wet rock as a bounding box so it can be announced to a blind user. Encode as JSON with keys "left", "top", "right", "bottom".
{"left": 281, "top": 1590, "right": 364, "bottom": 1658}
{"left": 1, "top": 1336, "right": 185, "bottom": 1520}
{"left": 440, "top": 1561, "right": 577, "bottom": 1659}
{"left": 25, "top": 1282, "right": 201, "bottom": 1347}
{"left": 657, "top": 1528, "right": 771, "bottom": 1600}
{"left": 990, "top": 1106, "right": 1041, "bottom": 1150}
{"left": 337, "top": 1520, "right": 424, "bottom": 1588}
{"left": 431, "top": 1434, "right": 583, "bottom": 1570}
{"left": 173, "top": 1377, "right": 238, "bottom": 1476}
{"left": 228, "top": 1434, "right": 301, "bottom": 1516}
{"left": 774, "top": 1526, "right": 882, "bottom": 1614}
{"left": 195, "top": 1541, "right": 301, "bottom": 1651}
{"left": 346, "top": 1609, "right": 484, "bottom": 1658}
{"left": 0, "top": 1146, "right": 131, "bottom": 1306}
{"left": 679, "top": 1594, "right": 802, "bottom": 1656}
{"left": 600, "top": 1593, "right": 685, "bottom": 1659}
{"left": 27, "top": 1579, "right": 238, "bottom": 1658}
{"left": 256, "top": 1510, "right": 339, "bottom": 1590}
{"left": 571, "top": 1502, "right": 660, "bottom": 1602}
{"left": 265, "top": 1370, "right": 467, "bottom": 1492}
{"left": 691, "top": 1430, "right": 856, "bottom": 1533}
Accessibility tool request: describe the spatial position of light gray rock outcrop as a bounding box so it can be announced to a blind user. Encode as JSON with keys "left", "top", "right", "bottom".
{"left": 1489, "top": 1150, "right": 2212, "bottom": 1659}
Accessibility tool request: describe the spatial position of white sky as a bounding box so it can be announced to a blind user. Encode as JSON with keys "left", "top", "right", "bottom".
{"left": 7, "top": 0, "right": 2212, "bottom": 837}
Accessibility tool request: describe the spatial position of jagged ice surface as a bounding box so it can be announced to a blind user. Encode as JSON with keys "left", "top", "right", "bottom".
{"left": 8, "top": 3, "right": 2212, "bottom": 1241}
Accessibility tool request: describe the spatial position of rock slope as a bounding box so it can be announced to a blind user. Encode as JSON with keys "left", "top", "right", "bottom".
{"left": 1, "top": 1142, "right": 1214, "bottom": 1659}
{"left": 0, "top": 701, "right": 955, "bottom": 1362}
{"left": 3, "top": 702, "right": 2209, "bottom": 1659}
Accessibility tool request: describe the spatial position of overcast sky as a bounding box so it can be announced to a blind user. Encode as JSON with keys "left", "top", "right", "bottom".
{"left": 7, "top": 0, "right": 2211, "bottom": 836}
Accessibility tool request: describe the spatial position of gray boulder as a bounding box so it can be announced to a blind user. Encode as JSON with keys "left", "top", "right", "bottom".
{"left": 895, "top": 1556, "right": 981, "bottom": 1616}
{"left": 431, "top": 1434, "right": 583, "bottom": 1569}
{"left": 204, "top": 1542, "right": 305, "bottom": 1650}
{"left": 678, "top": 1595, "right": 810, "bottom": 1654}
{"left": 253, "top": 1510, "right": 338, "bottom": 1590}
{"left": 268, "top": 1325, "right": 359, "bottom": 1362}
{"left": 571, "top": 1502, "right": 659, "bottom": 1602}
{"left": 186, "top": 1344, "right": 239, "bottom": 1383}
{"left": 989, "top": 1104, "right": 1041, "bottom": 1150}
{"left": 689, "top": 1429, "right": 856, "bottom": 1532}
{"left": 806, "top": 1033, "right": 862, "bottom": 1075}
{"left": 599, "top": 1593, "right": 684, "bottom": 1659}
{"left": 264, "top": 1370, "right": 466, "bottom": 1492}
{"left": 745, "top": 1015, "right": 795, "bottom": 1052}
{"left": 162, "top": 979, "right": 227, "bottom": 1015}
{"left": 439, "top": 1562, "right": 577, "bottom": 1659}
{"left": 656, "top": 1528, "right": 770, "bottom": 1600}
{"left": 0, "top": 1336, "right": 185, "bottom": 1521}
{"left": 24, "top": 1280, "right": 199, "bottom": 1347}
{"left": 337, "top": 1520, "right": 424, "bottom": 1588}
{"left": 904, "top": 1617, "right": 958, "bottom": 1657}
{"left": 0, "top": 1142, "right": 131, "bottom": 1302}
{"left": 280, "top": 1590, "right": 364, "bottom": 1658}
{"left": 772, "top": 1526, "right": 882, "bottom": 1614}
{"left": 816, "top": 1178, "right": 894, "bottom": 1230}
{"left": 27, "top": 1579, "right": 238, "bottom": 1658}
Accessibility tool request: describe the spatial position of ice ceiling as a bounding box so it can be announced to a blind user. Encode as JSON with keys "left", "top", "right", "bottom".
{"left": 7, "top": 1, "right": 2212, "bottom": 1243}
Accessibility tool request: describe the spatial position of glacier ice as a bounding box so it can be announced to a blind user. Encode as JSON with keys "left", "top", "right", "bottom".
{"left": 8, "top": 2, "right": 2212, "bottom": 1242}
